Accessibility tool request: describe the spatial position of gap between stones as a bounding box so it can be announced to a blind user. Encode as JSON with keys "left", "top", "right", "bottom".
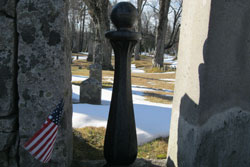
{"left": 0, "top": 11, "right": 15, "bottom": 19}
{"left": 13, "top": 0, "right": 20, "bottom": 165}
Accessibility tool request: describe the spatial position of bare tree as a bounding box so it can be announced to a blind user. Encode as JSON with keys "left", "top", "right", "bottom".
{"left": 134, "top": 0, "right": 147, "bottom": 60}
{"left": 69, "top": 0, "right": 78, "bottom": 52}
{"left": 153, "top": 0, "right": 171, "bottom": 68}
{"left": 87, "top": 20, "right": 95, "bottom": 62}
{"left": 141, "top": 11, "right": 155, "bottom": 52}
{"left": 83, "top": 0, "right": 113, "bottom": 70}
{"left": 69, "top": 0, "right": 89, "bottom": 53}
{"left": 165, "top": 0, "right": 182, "bottom": 52}
{"left": 78, "top": 4, "right": 87, "bottom": 52}
{"left": 146, "top": 0, "right": 159, "bottom": 35}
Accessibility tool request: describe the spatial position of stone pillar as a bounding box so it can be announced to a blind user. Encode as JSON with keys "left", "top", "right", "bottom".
{"left": 167, "top": 0, "right": 250, "bottom": 167}
{"left": 17, "top": 0, "right": 72, "bottom": 167}
{"left": 0, "top": 0, "right": 19, "bottom": 166}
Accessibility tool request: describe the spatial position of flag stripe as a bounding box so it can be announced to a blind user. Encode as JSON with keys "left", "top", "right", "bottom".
{"left": 27, "top": 122, "right": 56, "bottom": 152}
{"left": 23, "top": 100, "right": 64, "bottom": 163}
{"left": 30, "top": 125, "right": 57, "bottom": 155}
{"left": 24, "top": 119, "right": 52, "bottom": 148}
{"left": 40, "top": 134, "right": 57, "bottom": 163}
{"left": 27, "top": 123, "right": 56, "bottom": 153}
{"left": 40, "top": 137, "right": 56, "bottom": 163}
{"left": 34, "top": 127, "right": 58, "bottom": 158}
{"left": 36, "top": 130, "right": 58, "bottom": 160}
{"left": 32, "top": 125, "right": 57, "bottom": 156}
{"left": 46, "top": 152, "right": 52, "bottom": 163}
{"left": 44, "top": 149, "right": 52, "bottom": 163}
{"left": 43, "top": 138, "right": 56, "bottom": 163}
{"left": 46, "top": 147, "right": 54, "bottom": 163}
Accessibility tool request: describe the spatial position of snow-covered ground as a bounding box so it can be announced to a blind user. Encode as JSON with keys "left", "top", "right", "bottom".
{"left": 72, "top": 56, "right": 87, "bottom": 61}
{"left": 72, "top": 52, "right": 88, "bottom": 61}
{"left": 131, "top": 64, "right": 145, "bottom": 73}
{"left": 72, "top": 75, "right": 88, "bottom": 82}
{"left": 160, "top": 78, "right": 176, "bottom": 82}
{"left": 164, "top": 54, "right": 177, "bottom": 69}
{"left": 72, "top": 75, "right": 172, "bottom": 145}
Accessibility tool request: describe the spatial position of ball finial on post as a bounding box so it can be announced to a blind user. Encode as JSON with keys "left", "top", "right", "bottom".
{"left": 104, "top": 2, "right": 140, "bottom": 166}
{"left": 110, "top": 2, "right": 138, "bottom": 30}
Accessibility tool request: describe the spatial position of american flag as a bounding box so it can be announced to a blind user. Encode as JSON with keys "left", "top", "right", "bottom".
{"left": 23, "top": 100, "right": 64, "bottom": 163}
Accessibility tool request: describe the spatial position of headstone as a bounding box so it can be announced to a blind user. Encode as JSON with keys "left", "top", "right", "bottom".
{"left": 80, "top": 78, "right": 102, "bottom": 105}
{"left": 81, "top": 46, "right": 102, "bottom": 105}
{"left": 167, "top": 0, "right": 250, "bottom": 166}
{"left": 17, "top": 0, "right": 72, "bottom": 166}
{"left": 81, "top": 44, "right": 102, "bottom": 105}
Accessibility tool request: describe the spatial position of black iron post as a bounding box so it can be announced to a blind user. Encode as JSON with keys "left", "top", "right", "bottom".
{"left": 104, "top": 2, "right": 141, "bottom": 166}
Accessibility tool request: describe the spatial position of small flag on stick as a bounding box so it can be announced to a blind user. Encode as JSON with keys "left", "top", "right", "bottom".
{"left": 23, "top": 100, "right": 64, "bottom": 163}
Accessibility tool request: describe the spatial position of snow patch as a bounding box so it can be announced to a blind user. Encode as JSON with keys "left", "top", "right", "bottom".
{"left": 131, "top": 64, "right": 145, "bottom": 73}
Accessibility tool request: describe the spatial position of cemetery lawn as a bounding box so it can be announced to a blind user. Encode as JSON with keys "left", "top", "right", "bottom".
{"left": 73, "top": 127, "right": 168, "bottom": 161}
{"left": 71, "top": 55, "right": 176, "bottom": 104}
{"left": 71, "top": 53, "right": 175, "bottom": 161}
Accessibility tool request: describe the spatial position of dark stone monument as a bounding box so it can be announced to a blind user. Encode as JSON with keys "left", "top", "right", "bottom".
{"left": 104, "top": 2, "right": 141, "bottom": 166}
{"left": 80, "top": 77, "right": 102, "bottom": 105}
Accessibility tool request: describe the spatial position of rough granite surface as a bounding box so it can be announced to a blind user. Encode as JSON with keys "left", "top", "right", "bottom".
{"left": 0, "top": 0, "right": 16, "bottom": 17}
{"left": 17, "top": 0, "right": 72, "bottom": 166}
{"left": 0, "top": 15, "right": 16, "bottom": 117}
{"left": 0, "top": 4, "right": 18, "bottom": 167}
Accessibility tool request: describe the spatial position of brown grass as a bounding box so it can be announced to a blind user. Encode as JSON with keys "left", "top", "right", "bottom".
{"left": 72, "top": 53, "right": 88, "bottom": 56}
{"left": 73, "top": 127, "right": 105, "bottom": 160}
{"left": 71, "top": 69, "right": 175, "bottom": 92}
{"left": 131, "top": 73, "right": 175, "bottom": 91}
{"left": 143, "top": 91, "right": 173, "bottom": 104}
{"left": 71, "top": 59, "right": 92, "bottom": 70}
{"left": 73, "top": 127, "right": 169, "bottom": 161}
{"left": 71, "top": 80, "right": 113, "bottom": 88}
{"left": 137, "top": 137, "right": 169, "bottom": 159}
{"left": 71, "top": 57, "right": 176, "bottom": 103}
{"left": 132, "top": 55, "right": 153, "bottom": 69}
{"left": 71, "top": 68, "right": 90, "bottom": 76}
{"left": 71, "top": 68, "right": 114, "bottom": 78}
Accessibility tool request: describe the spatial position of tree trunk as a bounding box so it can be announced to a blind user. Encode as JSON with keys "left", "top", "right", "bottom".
{"left": 84, "top": 0, "right": 113, "bottom": 70}
{"left": 153, "top": 0, "right": 170, "bottom": 68}
{"left": 99, "top": 19, "right": 113, "bottom": 70}
{"left": 134, "top": 0, "right": 143, "bottom": 61}
{"left": 71, "top": 10, "right": 77, "bottom": 52}
{"left": 87, "top": 21, "right": 95, "bottom": 62}
{"left": 78, "top": 17, "right": 83, "bottom": 52}
{"left": 79, "top": 5, "right": 86, "bottom": 52}
{"left": 87, "top": 36, "right": 94, "bottom": 62}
